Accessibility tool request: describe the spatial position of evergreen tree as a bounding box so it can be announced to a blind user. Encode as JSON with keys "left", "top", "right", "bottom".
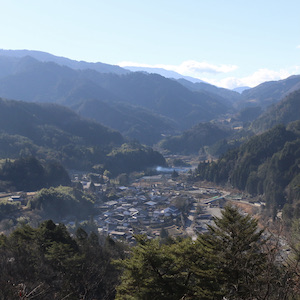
{"left": 199, "top": 205, "right": 266, "bottom": 299}
{"left": 115, "top": 235, "right": 222, "bottom": 300}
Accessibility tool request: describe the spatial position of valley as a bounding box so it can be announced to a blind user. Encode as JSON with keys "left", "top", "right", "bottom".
{"left": 0, "top": 50, "right": 299, "bottom": 239}
{"left": 0, "top": 49, "right": 299, "bottom": 299}
{"left": 0, "top": 164, "right": 262, "bottom": 244}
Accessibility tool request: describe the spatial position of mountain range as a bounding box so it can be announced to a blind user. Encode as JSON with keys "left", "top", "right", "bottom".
{"left": 122, "top": 65, "right": 205, "bottom": 83}
{"left": 0, "top": 49, "right": 129, "bottom": 75}
{"left": 158, "top": 82, "right": 300, "bottom": 155}
{"left": 251, "top": 89, "right": 300, "bottom": 133}
{"left": 0, "top": 53, "right": 232, "bottom": 144}
{"left": 0, "top": 49, "right": 300, "bottom": 147}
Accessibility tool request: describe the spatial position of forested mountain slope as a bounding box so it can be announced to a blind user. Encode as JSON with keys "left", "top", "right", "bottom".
{"left": 0, "top": 55, "right": 232, "bottom": 144}
{"left": 195, "top": 122, "right": 300, "bottom": 210}
{"left": 0, "top": 97, "right": 123, "bottom": 147}
{"left": 0, "top": 98, "right": 165, "bottom": 173}
{"left": 251, "top": 89, "right": 300, "bottom": 133}
{"left": 177, "top": 78, "right": 241, "bottom": 104}
{"left": 239, "top": 75, "right": 300, "bottom": 108}
{"left": 159, "top": 122, "right": 233, "bottom": 155}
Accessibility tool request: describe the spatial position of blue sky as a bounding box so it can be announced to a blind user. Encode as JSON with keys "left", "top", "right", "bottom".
{"left": 0, "top": 0, "right": 299, "bottom": 88}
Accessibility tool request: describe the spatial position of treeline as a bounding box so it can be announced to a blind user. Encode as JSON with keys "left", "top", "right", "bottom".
{"left": 1, "top": 206, "right": 299, "bottom": 299}
{"left": 0, "top": 98, "right": 166, "bottom": 176}
{"left": 0, "top": 157, "right": 70, "bottom": 192}
{"left": 0, "top": 220, "right": 125, "bottom": 299}
{"left": 116, "top": 206, "right": 299, "bottom": 299}
{"left": 104, "top": 143, "right": 166, "bottom": 176}
{"left": 29, "top": 186, "right": 96, "bottom": 220}
{"left": 195, "top": 123, "right": 300, "bottom": 210}
{"left": 0, "top": 147, "right": 165, "bottom": 192}
{"left": 0, "top": 97, "right": 123, "bottom": 171}
{"left": 0, "top": 184, "right": 96, "bottom": 224}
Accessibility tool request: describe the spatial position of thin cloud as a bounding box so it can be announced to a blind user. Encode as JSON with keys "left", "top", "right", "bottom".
{"left": 297, "top": 45, "right": 300, "bottom": 49}
{"left": 177, "top": 60, "right": 238, "bottom": 75}
{"left": 119, "top": 61, "right": 156, "bottom": 68}
{"left": 118, "top": 60, "right": 238, "bottom": 75}
{"left": 119, "top": 61, "right": 300, "bottom": 90}
{"left": 204, "top": 67, "right": 300, "bottom": 89}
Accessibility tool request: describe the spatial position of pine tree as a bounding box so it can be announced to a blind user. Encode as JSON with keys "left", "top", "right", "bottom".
{"left": 199, "top": 205, "right": 267, "bottom": 299}
{"left": 114, "top": 235, "right": 222, "bottom": 300}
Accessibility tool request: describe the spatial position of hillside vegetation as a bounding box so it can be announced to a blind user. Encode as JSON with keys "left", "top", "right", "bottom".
{"left": 0, "top": 54, "right": 233, "bottom": 144}
{"left": 1, "top": 206, "right": 299, "bottom": 299}
{"left": 159, "top": 122, "right": 233, "bottom": 154}
{"left": 1, "top": 52, "right": 300, "bottom": 146}
{"left": 240, "top": 75, "right": 300, "bottom": 108}
{"left": 195, "top": 123, "right": 300, "bottom": 212}
{"left": 0, "top": 157, "right": 70, "bottom": 192}
{"left": 0, "top": 98, "right": 165, "bottom": 177}
{"left": 251, "top": 89, "right": 300, "bottom": 133}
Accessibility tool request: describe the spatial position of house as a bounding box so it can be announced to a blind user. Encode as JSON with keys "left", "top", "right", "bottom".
{"left": 106, "top": 200, "right": 118, "bottom": 207}
{"left": 110, "top": 231, "right": 126, "bottom": 239}
{"left": 162, "top": 206, "right": 180, "bottom": 217}
{"left": 145, "top": 201, "right": 157, "bottom": 206}
{"left": 197, "top": 214, "right": 212, "bottom": 220}
{"left": 8, "top": 195, "right": 22, "bottom": 202}
{"left": 205, "top": 197, "right": 226, "bottom": 208}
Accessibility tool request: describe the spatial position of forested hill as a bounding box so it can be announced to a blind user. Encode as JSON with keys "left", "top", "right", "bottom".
{"left": 158, "top": 122, "right": 233, "bottom": 155}
{"left": 251, "top": 89, "right": 300, "bottom": 133}
{"left": 0, "top": 54, "right": 232, "bottom": 144}
{"left": 0, "top": 97, "right": 123, "bottom": 170}
{"left": 195, "top": 122, "right": 300, "bottom": 211}
{"left": 0, "top": 97, "right": 123, "bottom": 147}
{"left": 239, "top": 75, "right": 300, "bottom": 108}
{"left": 177, "top": 78, "right": 241, "bottom": 104}
{"left": 0, "top": 98, "right": 165, "bottom": 173}
{"left": 1, "top": 52, "right": 300, "bottom": 147}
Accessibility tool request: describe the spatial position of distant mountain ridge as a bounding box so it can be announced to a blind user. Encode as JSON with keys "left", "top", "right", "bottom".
{"left": 122, "top": 65, "right": 205, "bottom": 83}
{"left": 0, "top": 97, "right": 123, "bottom": 147}
{"left": 0, "top": 49, "right": 129, "bottom": 75}
{"left": 1, "top": 49, "right": 300, "bottom": 146}
{"left": 177, "top": 78, "right": 241, "bottom": 104}
{"left": 233, "top": 86, "right": 250, "bottom": 93}
{"left": 0, "top": 54, "right": 233, "bottom": 144}
{"left": 239, "top": 75, "right": 300, "bottom": 108}
{"left": 251, "top": 89, "right": 300, "bottom": 133}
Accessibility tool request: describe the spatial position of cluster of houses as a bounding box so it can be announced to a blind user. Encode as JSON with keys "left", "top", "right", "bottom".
{"left": 93, "top": 185, "right": 181, "bottom": 243}
{"left": 68, "top": 173, "right": 230, "bottom": 242}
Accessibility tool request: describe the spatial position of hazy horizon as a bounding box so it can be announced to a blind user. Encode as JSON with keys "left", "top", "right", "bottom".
{"left": 1, "top": 0, "right": 299, "bottom": 89}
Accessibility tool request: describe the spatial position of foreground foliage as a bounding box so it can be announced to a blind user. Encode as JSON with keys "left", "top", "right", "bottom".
{"left": 115, "top": 206, "right": 300, "bottom": 300}
{"left": 0, "top": 220, "right": 125, "bottom": 299}
{"left": 1, "top": 207, "right": 299, "bottom": 299}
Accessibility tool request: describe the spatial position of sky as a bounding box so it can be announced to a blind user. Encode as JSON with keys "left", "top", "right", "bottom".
{"left": 0, "top": 0, "right": 299, "bottom": 89}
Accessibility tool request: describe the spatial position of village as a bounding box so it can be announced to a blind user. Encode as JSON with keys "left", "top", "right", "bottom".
{"left": 1, "top": 167, "right": 263, "bottom": 243}
{"left": 78, "top": 171, "right": 236, "bottom": 244}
